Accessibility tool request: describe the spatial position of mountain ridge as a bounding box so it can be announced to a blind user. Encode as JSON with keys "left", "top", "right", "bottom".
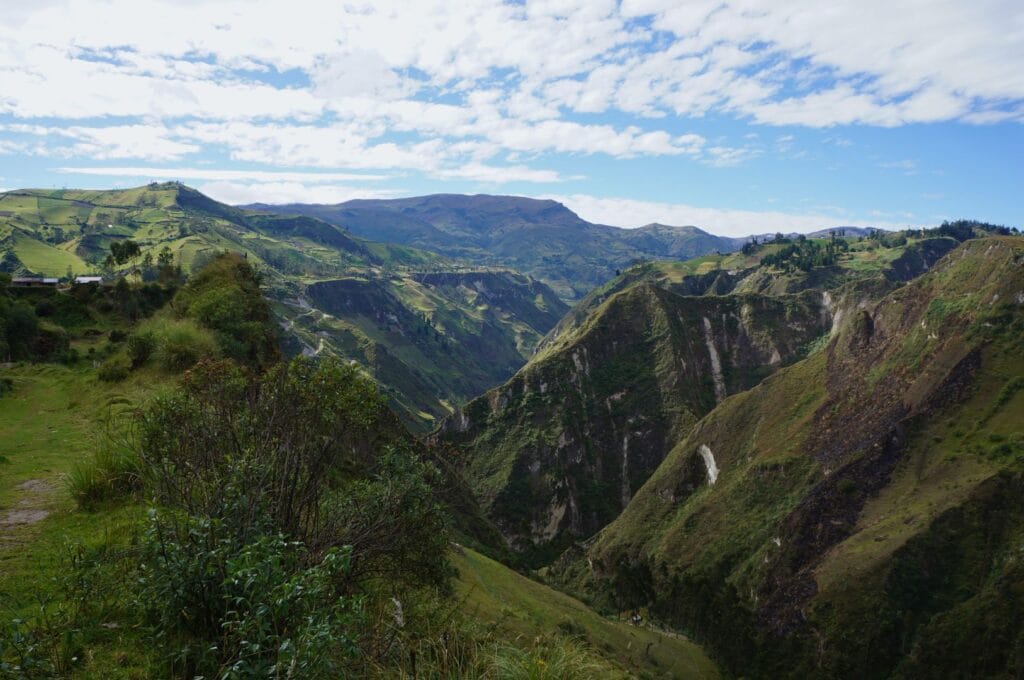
{"left": 242, "top": 194, "right": 744, "bottom": 300}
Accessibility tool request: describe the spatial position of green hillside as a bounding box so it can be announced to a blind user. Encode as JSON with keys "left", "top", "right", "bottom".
{"left": 0, "top": 184, "right": 568, "bottom": 431}
{"left": 557, "top": 236, "right": 1024, "bottom": 678}
{"left": 453, "top": 546, "right": 719, "bottom": 679}
{"left": 540, "top": 232, "right": 959, "bottom": 350}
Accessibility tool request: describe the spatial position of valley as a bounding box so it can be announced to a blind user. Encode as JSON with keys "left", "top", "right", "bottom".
{"left": 1, "top": 184, "right": 1021, "bottom": 678}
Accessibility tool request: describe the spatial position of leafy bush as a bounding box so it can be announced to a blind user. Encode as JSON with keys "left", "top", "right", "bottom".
{"left": 32, "top": 322, "right": 69, "bottom": 358}
{"left": 0, "top": 296, "right": 39, "bottom": 361}
{"left": 172, "top": 253, "right": 279, "bottom": 368}
{"left": 123, "top": 357, "right": 451, "bottom": 673}
{"left": 97, "top": 352, "right": 130, "bottom": 382}
{"left": 136, "top": 511, "right": 361, "bottom": 677}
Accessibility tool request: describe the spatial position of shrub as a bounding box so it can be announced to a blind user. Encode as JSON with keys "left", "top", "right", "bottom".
{"left": 146, "top": 318, "right": 219, "bottom": 372}
{"left": 33, "top": 299, "right": 55, "bottom": 317}
{"left": 32, "top": 322, "right": 69, "bottom": 359}
{"left": 135, "top": 512, "right": 361, "bottom": 677}
{"left": 125, "top": 329, "right": 156, "bottom": 368}
{"left": 173, "top": 253, "right": 279, "bottom": 368}
{"left": 97, "top": 352, "right": 130, "bottom": 382}
{"left": 108, "top": 329, "right": 127, "bottom": 343}
{"left": 837, "top": 478, "right": 858, "bottom": 495}
{"left": 126, "top": 357, "right": 450, "bottom": 674}
{"left": 489, "top": 637, "right": 611, "bottom": 679}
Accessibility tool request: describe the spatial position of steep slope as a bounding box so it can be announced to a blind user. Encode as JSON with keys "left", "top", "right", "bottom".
{"left": 245, "top": 195, "right": 740, "bottom": 300}
{"left": 0, "top": 184, "right": 568, "bottom": 430}
{"left": 452, "top": 546, "right": 719, "bottom": 679}
{"left": 562, "top": 236, "right": 1024, "bottom": 678}
{"left": 439, "top": 282, "right": 832, "bottom": 564}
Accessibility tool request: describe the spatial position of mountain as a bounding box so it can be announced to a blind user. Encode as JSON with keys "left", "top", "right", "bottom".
{"left": 555, "top": 236, "right": 1024, "bottom": 678}
{"left": 436, "top": 231, "right": 964, "bottom": 563}
{"left": 243, "top": 194, "right": 741, "bottom": 300}
{"left": 439, "top": 282, "right": 832, "bottom": 564}
{"left": 0, "top": 184, "right": 567, "bottom": 430}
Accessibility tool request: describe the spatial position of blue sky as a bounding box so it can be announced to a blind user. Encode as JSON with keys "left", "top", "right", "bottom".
{"left": 1, "top": 0, "right": 1022, "bottom": 236}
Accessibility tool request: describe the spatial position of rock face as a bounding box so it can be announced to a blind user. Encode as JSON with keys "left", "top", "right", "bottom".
{"left": 439, "top": 283, "right": 832, "bottom": 563}
{"left": 565, "top": 237, "right": 1024, "bottom": 679}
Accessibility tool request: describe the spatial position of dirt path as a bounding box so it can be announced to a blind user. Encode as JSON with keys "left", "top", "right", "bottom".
{"left": 0, "top": 478, "right": 56, "bottom": 548}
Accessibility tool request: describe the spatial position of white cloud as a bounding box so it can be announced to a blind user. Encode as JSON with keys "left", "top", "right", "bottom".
{"left": 0, "top": 0, "right": 1020, "bottom": 210}
{"left": 549, "top": 193, "right": 922, "bottom": 236}
{"left": 195, "top": 181, "right": 400, "bottom": 206}
{"left": 54, "top": 166, "right": 389, "bottom": 182}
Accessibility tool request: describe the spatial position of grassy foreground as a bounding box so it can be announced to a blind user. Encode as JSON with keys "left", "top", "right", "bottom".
{"left": 0, "top": 363, "right": 719, "bottom": 677}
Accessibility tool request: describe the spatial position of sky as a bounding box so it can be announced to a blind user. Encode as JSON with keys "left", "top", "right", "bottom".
{"left": 0, "top": 0, "right": 1022, "bottom": 237}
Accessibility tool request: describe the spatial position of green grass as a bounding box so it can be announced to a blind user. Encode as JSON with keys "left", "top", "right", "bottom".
{"left": 11, "top": 231, "right": 91, "bottom": 276}
{"left": 453, "top": 547, "right": 720, "bottom": 679}
{"left": 0, "top": 365, "right": 170, "bottom": 676}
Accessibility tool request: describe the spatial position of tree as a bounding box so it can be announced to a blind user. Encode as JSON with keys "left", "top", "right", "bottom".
{"left": 108, "top": 239, "right": 141, "bottom": 266}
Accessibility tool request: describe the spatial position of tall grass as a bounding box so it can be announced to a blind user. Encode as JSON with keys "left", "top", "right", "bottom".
{"left": 127, "top": 317, "right": 219, "bottom": 372}
{"left": 66, "top": 443, "right": 141, "bottom": 511}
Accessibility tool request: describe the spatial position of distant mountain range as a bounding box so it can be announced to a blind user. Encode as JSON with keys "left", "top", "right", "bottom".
{"left": 243, "top": 195, "right": 749, "bottom": 300}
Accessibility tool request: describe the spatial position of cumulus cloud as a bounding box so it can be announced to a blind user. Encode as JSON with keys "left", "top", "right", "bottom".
{"left": 54, "top": 167, "right": 389, "bottom": 183}
{"left": 0, "top": 0, "right": 1020, "bottom": 213}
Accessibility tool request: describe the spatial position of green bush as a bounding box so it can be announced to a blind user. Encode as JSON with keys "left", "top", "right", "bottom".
{"left": 136, "top": 512, "right": 360, "bottom": 677}
{"left": 125, "top": 329, "right": 155, "bottom": 368}
{"left": 97, "top": 352, "right": 130, "bottom": 382}
{"left": 489, "top": 637, "right": 611, "bottom": 679}
{"left": 33, "top": 321, "right": 69, "bottom": 359}
{"left": 154, "top": 321, "right": 218, "bottom": 372}
{"left": 172, "top": 253, "right": 279, "bottom": 368}
{"left": 125, "top": 357, "right": 451, "bottom": 675}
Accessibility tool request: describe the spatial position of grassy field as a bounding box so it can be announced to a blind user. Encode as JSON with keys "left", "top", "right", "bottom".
{"left": 11, "top": 232, "right": 92, "bottom": 276}
{"left": 0, "top": 364, "right": 168, "bottom": 677}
